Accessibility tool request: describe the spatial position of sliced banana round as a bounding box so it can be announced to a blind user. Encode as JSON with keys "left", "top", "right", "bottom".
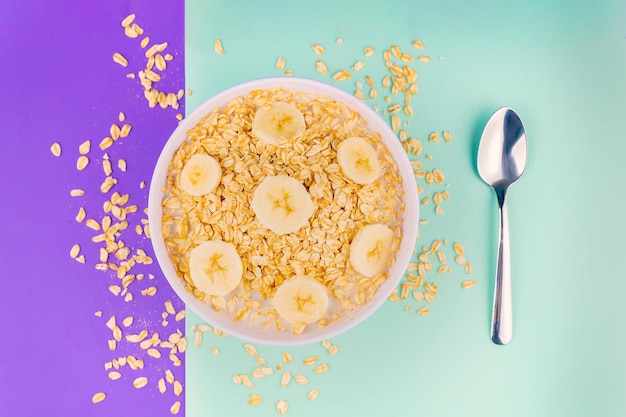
{"left": 336, "top": 136, "right": 381, "bottom": 184}
{"left": 251, "top": 174, "right": 315, "bottom": 235}
{"left": 251, "top": 102, "right": 306, "bottom": 145}
{"left": 179, "top": 154, "right": 222, "bottom": 196}
{"left": 273, "top": 275, "right": 329, "bottom": 324}
{"left": 349, "top": 223, "right": 394, "bottom": 277}
{"left": 188, "top": 240, "right": 243, "bottom": 296}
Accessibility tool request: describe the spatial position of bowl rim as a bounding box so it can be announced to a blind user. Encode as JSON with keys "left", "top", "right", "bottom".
{"left": 148, "top": 76, "right": 419, "bottom": 345}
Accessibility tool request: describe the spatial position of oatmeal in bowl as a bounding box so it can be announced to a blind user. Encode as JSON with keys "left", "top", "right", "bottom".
{"left": 149, "top": 77, "right": 419, "bottom": 345}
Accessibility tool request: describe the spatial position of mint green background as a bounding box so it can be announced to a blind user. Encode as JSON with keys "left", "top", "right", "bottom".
{"left": 184, "top": 1, "right": 626, "bottom": 416}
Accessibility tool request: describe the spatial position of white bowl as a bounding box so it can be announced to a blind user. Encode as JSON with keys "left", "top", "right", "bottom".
{"left": 149, "top": 77, "right": 419, "bottom": 345}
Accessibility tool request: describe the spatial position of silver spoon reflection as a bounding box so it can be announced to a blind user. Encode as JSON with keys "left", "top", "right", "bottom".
{"left": 477, "top": 108, "right": 527, "bottom": 345}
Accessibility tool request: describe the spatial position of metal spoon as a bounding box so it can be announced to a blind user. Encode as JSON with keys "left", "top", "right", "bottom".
{"left": 477, "top": 107, "right": 527, "bottom": 345}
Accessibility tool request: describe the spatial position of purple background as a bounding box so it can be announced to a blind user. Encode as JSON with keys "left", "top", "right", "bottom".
{"left": 0, "top": 1, "right": 186, "bottom": 415}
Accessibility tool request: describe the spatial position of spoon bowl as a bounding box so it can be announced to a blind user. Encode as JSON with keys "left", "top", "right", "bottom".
{"left": 478, "top": 108, "right": 527, "bottom": 191}
{"left": 477, "top": 107, "right": 527, "bottom": 345}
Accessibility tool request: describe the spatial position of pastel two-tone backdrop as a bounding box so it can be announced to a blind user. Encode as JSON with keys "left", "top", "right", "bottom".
{"left": 2, "top": 0, "right": 625, "bottom": 416}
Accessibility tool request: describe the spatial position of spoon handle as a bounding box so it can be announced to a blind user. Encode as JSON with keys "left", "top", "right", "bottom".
{"left": 491, "top": 192, "right": 513, "bottom": 345}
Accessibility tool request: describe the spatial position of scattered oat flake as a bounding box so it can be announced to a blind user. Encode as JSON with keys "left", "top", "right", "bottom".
{"left": 417, "top": 306, "right": 430, "bottom": 315}
{"left": 117, "top": 159, "right": 127, "bottom": 171}
{"left": 412, "top": 290, "right": 425, "bottom": 301}
{"left": 276, "top": 399, "right": 288, "bottom": 415}
{"left": 170, "top": 401, "right": 181, "bottom": 415}
{"left": 308, "top": 389, "right": 320, "bottom": 400}
{"left": 76, "top": 155, "right": 89, "bottom": 171}
{"left": 364, "top": 46, "right": 374, "bottom": 56}
{"left": 353, "top": 61, "right": 365, "bottom": 71}
{"left": 315, "top": 60, "right": 328, "bottom": 75}
{"left": 70, "top": 188, "right": 85, "bottom": 197}
{"left": 412, "top": 39, "right": 424, "bottom": 49}
{"left": 280, "top": 371, "right": 291, "bottom": 388}
{"left": 103, "top": 160, "right": 113, "bottom": 177}
{"left": 244, "top": 343, "right": 258, "bottom": 357}
{"left": 311, "top": 43, "right": 324, "bottom": 55}
{"left": 175, "top": 310, "right": 185, "bottom": 321}
{"left": 214, "top": 39, "right": 224, "bottom": 55}
{"left": 112, "top": 52, "right": 128, "bottom": 67}
{"left": 332, "top": 70, "right": 351, "bottom": 81}
{"left": 50, "top": 142, "right": 62, "bottom": 157}
{"left": 164, "top": 300, "right": 176, "bottom": 315}
{"left": 314, "top": 363, "right": 329, "bottom": 374}
{"left": 155, "top": 54, "right": 167, "bottom": 71}
{"left": 110, "top": 124, "right": 121, "bottom": 140}
{"left": 173, "top": 380, "right": 183, "bottom": 396}
{"left": 275, "top": 57, "right": 285, "bottom": 71}
{"left": 303, "top": 356, "right": 318, "bottom": 366}
{"left": 147, "top": 348, "right": 161, "bottom": 358}
{"left": 240, "top": 374, "right": 254, "bottom": 388}
{"left": 108, "top": 371, "right": 121, "bottom": 380}
{"left": 91, "top": 392, "right": 106, "bottom": 404}
{"left": 158, "top": 378, "right": 167, "bottom": 394}
{"left": 121, "top": 13, "right": 135, "bottom": 27}
{"left": 78, "top": 140, "right": 91, "bottom": 155}
{"left": 249, "top": 394, "right": 262, "bottom": 406}
{"left": 462, "top": 280, "right": 477, "bottom": 289}
{"left": 453, "top": 242, "right": 465, "bottom": 255}
{"left": 418, "top": 55, "right": 431, "bottom": 62}
{"left": 85, "top": 219, "right": 100, "bottom": 231}
{"left": 391, "top": 115, "right": 401, "bottom": 132}
{"left": 70, "top": 244, "right": 80, "bottom": 259}
{"left": 99, "top": 137, "right": 113, "bottom": 150}
{"left": 120, "top": 123, "right": 132, "bottom": 138}
{"left": 133, "top": 376, "right": 148, "bottom": 388}
{"left": 443, "top": 130, "right": 451, "bottom": 142}
{"left": 400, "top": 52, "right": 414, "bottom": 62}
{"left": 294, "top": 374, "right": 309, "bottom": 385}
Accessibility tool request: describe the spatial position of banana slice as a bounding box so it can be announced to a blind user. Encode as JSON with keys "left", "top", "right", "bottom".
{"left": 272, "top": 275, "right": 329, "bottom": 324}
{"left": 188, "top": 240, "right": 243, "bottom": 296}
{"left": 336, "top": 136, "right": 381, "bottom": 184}
{"left": 349, "top": 223, "right": 394, "bottom": 277}
{"left": 179, "top": 154, "right": 222, "bottom": 196}
{"left": 251, "top": 102, "right": 306, "bottom": 145}
{"left": 251, "top": 174, "right": 315, "bottom": 235}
